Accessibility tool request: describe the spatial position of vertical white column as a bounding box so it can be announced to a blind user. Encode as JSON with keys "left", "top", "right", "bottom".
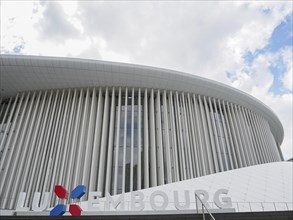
{"left": 217, "top": 99, "right": 233, "bottom": 170}
{"left": 222, "top": 100, "right": 238, "bottom": 169}
{"left": 243, "top": 108, "right": 261, "bottom": 164}
{"left": 208, "top": 97, "right": 223, "bottom": 172}
{"left": 55, "top": 90, "right": 73, "bottom": 187}
{"left": 264, "top": 121, "right": 282, "bottom": 161}
{"left": 198, "top": 95, "right": 212, "bottom": 174}
{"left": 162, "top": 90, "right": 172, "bottom": 183}
{"left": 174, "top": 91, "right": 186, "bottom": 179}
{"left": 155, "top": 90, "right": 164, "bottom": 185}
{"left": 204, "top": 96, "right": 219, "bottom": 172}
{"left": 181, "top": 93, "right": 194, "bottom": 178}
{"left": 263, "top": 120, "right": 280, "bottom": 161}
{"left": 202, "top": 96, "right": 217, "bottom": 173}
{"left": 231, "top": 104, "right": 249, "bottom": 166}
{"left": 0, "top": 93, "right": 20, "bottom": 163}
{"left": 169, "top": 91, "right": 180, "bottom": 181}
{"left": 260, "top": 117, "right": 274, "bottom": 162}
{"left": 137, "top": 88, "right": 142, "bottom": 189}
{"left": 255, "top": 115, "right": 272, "bottom": 162}
{"left": 73, "top": 88, "right": 90, "bottom": 187}
{"left": 58, "top": 89, "right": 76, "bottom": 187}
{"left": 82, "top": 88, "right": 98, "bottom": 192}
{"left": 49, "top": 90, "right": 71, "bottom": 200}
{"left": 260, "top": 119, "right": 276, "bottom": 161}
{"left": 265, "top": 119, "right": 279, "bottom": 161}
{"left": 149, "top": 89, "right": 157, "bottom": 187}
{"left": 213, "top": 98, "right": 228, "bottom": 171}
{"left": 143, "top": 89, "right": 149, "bottom": 188}
{"left": 238, "top": 106, "right": 255, "bottom": 165}
{"left": 89, "top": 88, "right": 104, "bottom": 192}
{"left": 226, "top": 102, "right": 243, "bottom": 167}
{"left": 187, "top": 94, "right": 200, "bottom": 177}
{"left": 193, "top": 95, "right": 206, "bottom": 176}
{"left": 246, "top": 111, "right": 265, "bottom": 164}
{"left": 64, "top": 89, "right": 83, "bottom": 192}
{"left": 113, "top": 88, "right": 122, "bottom": 195}
{"left": 122, "top": 88, "right": 128, "bottom": 192}
{"left": 0, "top": 98, "right": 5, "bottom": 126}
{"left": 105, "top": 88, "right": 116, "bottom": 193}
{"left": 97, "top": 88, "right": 110, "bottom": 194}
{"left": 277, "top": 145, "right": 284, "bottom": 161}
{"left": 252, "top": 113, "right": 269, "bottom": 163}
{"left": 130, "top": 88, "right": 135, "bottom": 191}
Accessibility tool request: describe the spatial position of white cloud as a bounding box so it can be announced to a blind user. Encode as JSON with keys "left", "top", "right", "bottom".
{"left": 36, "top": 1, "right": 81, "bottom": 43}
{"left": 280, "top": 48, "right": 293, "bottom": 91}
{"left": 0, "top": 1, "right": 292, "bottom": 159}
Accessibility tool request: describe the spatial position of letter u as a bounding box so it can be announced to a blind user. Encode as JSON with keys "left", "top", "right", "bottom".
{"left": 32, "top": 192, "right": 51, "bottom": 211}
{"left": 174, "top": 190, "right": 190, "bottom": 210}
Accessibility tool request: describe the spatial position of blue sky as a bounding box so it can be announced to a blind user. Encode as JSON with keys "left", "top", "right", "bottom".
{"left": 240, "top": 14, "right": 292, "bottom": 95}
{"left": 1, "top": 1, "right": 292, "bottom": 159}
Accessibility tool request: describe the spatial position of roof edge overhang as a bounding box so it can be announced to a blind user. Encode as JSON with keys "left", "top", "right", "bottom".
{"left": 0, "top": 54, "right": 284, "bottom": 146}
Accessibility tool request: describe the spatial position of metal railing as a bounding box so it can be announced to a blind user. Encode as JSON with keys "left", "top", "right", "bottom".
{"left": 195, "top": 193, "right": 216, "bottom": 220}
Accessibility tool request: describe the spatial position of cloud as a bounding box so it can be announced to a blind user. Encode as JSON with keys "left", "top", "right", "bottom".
{"left": 74, "top": 1, "right": 292, "bottom": 86}
{"left": 281, "top": 48, "right": 293, "bottom": 91}
{"left": 1, "top": 36, "right": 25, "bottom": 55}
{"left": 36, "top": 1, "right": 80, "bottom": 43}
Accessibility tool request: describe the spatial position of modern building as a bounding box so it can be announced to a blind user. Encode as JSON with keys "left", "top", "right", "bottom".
{"left": 0, "top": 55, "right": 292, "bottom": 218}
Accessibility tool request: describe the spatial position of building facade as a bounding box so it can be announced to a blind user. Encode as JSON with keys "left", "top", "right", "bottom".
{"left": 0, "top": 55, "right": 290, "bottom": 216}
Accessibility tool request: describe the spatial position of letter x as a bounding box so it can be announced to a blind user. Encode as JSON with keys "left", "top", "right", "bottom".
{"left": 50, "top": 185, "right": 86, "bottom": 216}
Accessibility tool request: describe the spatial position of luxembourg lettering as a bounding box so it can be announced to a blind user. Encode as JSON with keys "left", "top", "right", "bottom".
{"left": 16, "top": 188, "right": 232, "bottom": 214}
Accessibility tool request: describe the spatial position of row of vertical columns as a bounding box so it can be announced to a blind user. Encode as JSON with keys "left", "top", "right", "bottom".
{"left": 0, "top": 88, "right": 283, "bottom": 210}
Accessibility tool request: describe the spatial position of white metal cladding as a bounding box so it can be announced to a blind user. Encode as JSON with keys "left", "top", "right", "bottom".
{"left": 0, "top": 87, "right": 282, "bottom": 210}
{"left": 0, "top": 55, "right": 284, "bottom": 147}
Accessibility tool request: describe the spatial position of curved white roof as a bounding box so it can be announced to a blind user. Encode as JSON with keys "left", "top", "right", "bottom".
{"left": 80, "top": 162, "right": 292, "bottom": 213}
{"left": 0, "top": 55, "right": 283, "bottom": 145}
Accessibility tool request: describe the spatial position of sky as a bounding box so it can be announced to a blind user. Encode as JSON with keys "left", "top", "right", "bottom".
{"left": 1, "top": 1, "right": 292, "bottom": 160}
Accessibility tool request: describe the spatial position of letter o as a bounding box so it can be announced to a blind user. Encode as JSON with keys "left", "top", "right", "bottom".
{"left": 150, "top": 190, "right": 168, "bottom": 210}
